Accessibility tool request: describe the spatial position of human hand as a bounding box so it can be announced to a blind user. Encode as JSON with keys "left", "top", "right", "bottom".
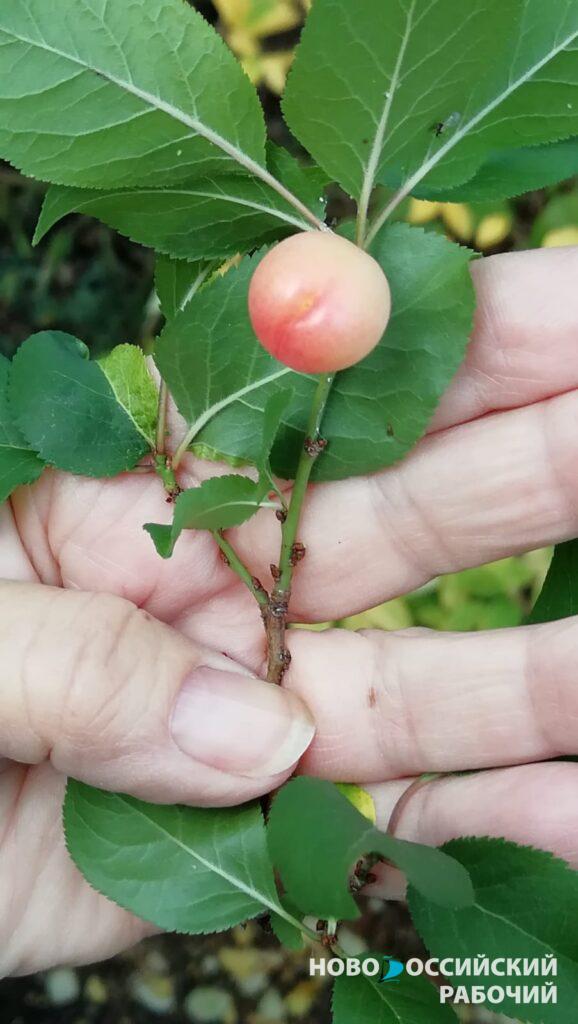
{"left": 2, "top": 245, "right": 578, "bottom": 973}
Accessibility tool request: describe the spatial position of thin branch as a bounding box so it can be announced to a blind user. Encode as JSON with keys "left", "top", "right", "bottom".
{"left": 213, "top": 530, "right": 269, "bottom": 609}
{"left": 264, "top": 373, "right": 334, "bottom": 684}
{"left": 386, "top": 773, "right": 440, "bottom": 837}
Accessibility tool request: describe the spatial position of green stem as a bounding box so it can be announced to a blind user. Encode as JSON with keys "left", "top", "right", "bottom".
{"left": 213, "top": 530, "right": 269, "bottom": 609}
{"left": 153, "top": 453, "right": 180, "bottom": 495}
{"left": 277, "top": 373, "right": 334, "bottom": 593}
{"left": 265, "top": 373, "right": 334, "bottom": 683}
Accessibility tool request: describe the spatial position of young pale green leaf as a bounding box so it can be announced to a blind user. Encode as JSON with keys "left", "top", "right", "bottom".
{"left": 9, "top": 332, "right": 149, "bottom": 477}
{"left": 98, "top": 344, "right": 158, "bottom": 446}
{"left": 34, "top": 175, "right": 316, "bottom": 260}
{"left": 64, "top": 780, "right": 288, "bottom": 935}
{"left": 0, "top": 0, "right": 267, "bottom": 189}
{"left": 332, "top": 971, "right": 457, "bottom": 1024}
{"left": 154, "top": 226, "right": 474, "bottom": 482}
{"left": 410, "top": 139, "right": 578, "bottom": 203}
{"left": 284, "top": 0, "right": 578, "bottom": 214}
{"left": 0, "top": 354, "right": 44, "bottom": 503}
{"left": 267, "top": 778, "right": 474, "bottom": 921}
{"left": 335, "top": 783, "right": 376, "bottom": 824}
{"left": 144, "top": 474, "right": 263, "bottom": 558}
{"left": 155, "top": 256, "right": 216, "bottom": 320}
{"left": 528, "top": 542, "right": 578, "bottom": 624}
{"left": 409, "top": 837, "right": 578, "bottom": 1023}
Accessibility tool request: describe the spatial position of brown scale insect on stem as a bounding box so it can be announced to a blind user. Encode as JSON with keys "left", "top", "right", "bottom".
{"left": 303, "top": 436, "right": 328, "bottom": 457}
{"left": 290, "top": 542, "right": 306, "bottom": 566}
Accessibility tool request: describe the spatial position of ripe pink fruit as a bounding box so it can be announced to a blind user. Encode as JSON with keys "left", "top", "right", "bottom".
{"left": 248, "top": 231, "right": 391, "bottom": 374}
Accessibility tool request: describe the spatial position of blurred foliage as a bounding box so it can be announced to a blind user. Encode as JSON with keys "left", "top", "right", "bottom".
{"left": 406, "top": 197, "right": 515, "bottom": 251}
{"left": 0, "top": 174, "right": 153, "bottom": 359}
{"left": 213, "top": 0, "right": 309, "bottom": 93}
{"left": 294, "top": 550, "right": 551, "bottom": 634}
{"left": 402, "top": 551, "right": 549, "bottom": 632}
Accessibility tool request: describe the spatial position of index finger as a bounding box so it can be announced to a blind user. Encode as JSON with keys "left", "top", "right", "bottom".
{"left": 432, "top": 245, "right": 578, "bottom": 430}
{"left": 235, "top": 247, "right": 578, "bottom": 619}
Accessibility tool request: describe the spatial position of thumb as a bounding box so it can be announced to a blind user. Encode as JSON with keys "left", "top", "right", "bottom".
{"left": 0, "top": 582, "right": 314, "bottom": 805}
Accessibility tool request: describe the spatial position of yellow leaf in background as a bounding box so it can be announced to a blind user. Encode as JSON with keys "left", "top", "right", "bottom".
{"left": 475, "top": 211, "right": 513, "bottom": 250}
{"left": 441, "top": 202, "right": 474, "bottom": 241}
{"left": 214, "top": 0, "right": 301, "bottom": 38}
{"left": 336, "top": 783, "right": 377, "bottom": 824}
{"left": 227, "top": 27, "right": 259, "bottom": 58}
{"left": 215, "top": 0, "right": 301, "bottom": 89}
{"left": 407, "top": 198, "right": 440, "bottom": 224}
{"left": 241, "top": 51, "right": 293, "bottom": 91}
{"left": 541, "top": 226, "right": 578, "bottom": 248}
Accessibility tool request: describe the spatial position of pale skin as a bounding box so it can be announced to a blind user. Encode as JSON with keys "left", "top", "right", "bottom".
{"left": 2, "top": 246, "right": 578, "bottom": 975}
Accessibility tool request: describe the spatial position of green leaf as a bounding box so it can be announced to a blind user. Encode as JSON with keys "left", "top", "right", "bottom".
{"left": 9, "top": 332, "right": 149, "bottom": 477}
{"left": 255, "top": 391, "right": 293, "bottom": 499}
{"left": 266, "top": 143, "right": 328, "bottom": 215}
{"left": 267, "top": 778, "right": 474, "bottom": 920}
{"left": 411, "top": 138, "right": 578, "bottom": 203}
{"left": 409, "top": 837, "right": 578, "bottom": 1023}
{"left": 34, "top": 174, "right": 317, "bottom": 260}
{"left": 64, "top": 779, "right": 287, "bottom": 935}
{"left": 154, "top": 226, "right": 474, "bottom": 482}
{"left": 153, "top": 250, "right": 301, "bottom": 470}
{"left": 144, "top": 474, "right": 263, "bottom": 558}
{"left": 0, "top": 354, "right": 44, "bottom": 503}
{"left": 270, "top": 898, "right": 305, "bottom": 951}
{"left": 528, "top": 542, "right": 578, "bottom": 624}
{"left": 0, "top": 0, "right": 266, "bottom": 188}
{"left": 284, "top": 0, "right": 578, "bottom": 205}
{"left": 155, "top": 256, "right": 215, "bottom": 320}
{"left": 98, "top": 344, "right": 158, "bottom": 446}
{"left": 332, "top": 971, "right": 457, "bottom": 1024}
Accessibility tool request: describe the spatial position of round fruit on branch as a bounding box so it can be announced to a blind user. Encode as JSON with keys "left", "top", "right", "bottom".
{"left": 248, "top": 232, "right": 391, "bottom": 374}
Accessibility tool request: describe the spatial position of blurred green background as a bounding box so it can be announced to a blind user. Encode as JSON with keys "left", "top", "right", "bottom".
{"left": 1, "top": 0, "right": 573, "bottom": 1021}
